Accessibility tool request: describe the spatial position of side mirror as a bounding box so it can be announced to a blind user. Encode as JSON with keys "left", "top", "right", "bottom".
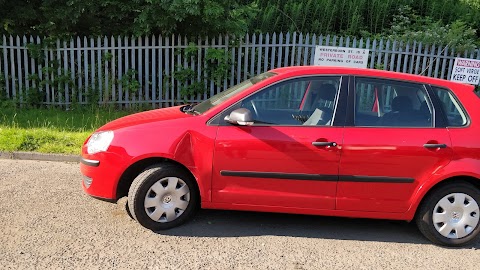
{"left": 224, "top": 108, "right": 254, "bottom": 126}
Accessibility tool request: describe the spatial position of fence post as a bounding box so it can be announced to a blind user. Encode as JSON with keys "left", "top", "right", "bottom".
{"left": 262, "top": 33, "right": 269, "bottom": 73}
{"left": 291, "top": 32, "right": 298, "bottom": 66}
{"left": 270, "top": 32, "right": 278, "bottom": 69}
{"left": 103, "top": 36, "right": 109, "bottom": 104}
{"left": 30, "top": 36, "right": 37, "bottom": 101}
{"left": 117, "top": 36, "right": 124, "bottom": 106}
{"left": 2, "top": 36, "right": 10, "bottom": 98}
{"left": 433, "top": 44, "right": 442, "bottom": 78}
{"left": 376, "top": 39, "right": 384, "bottom": 70}
{"left": 63, "top": 39, "right": 69, "bottom": 106}
{"left": 295, "top": 32, "right": 303, "bottom": 66}
{"left": 276, "top": 32, "right": 283, "bottom": 68}
{"left": 151, "top": 35, "right": 156, "bottom": 107}
{"left": 384, "top": 39, "right": 391, "bottom": 71}
{"left": 309, "top": 34, "right": 317, "bottom": 65}
{"left": 96, "top": 36, "right": 102, "bottom": 105}
{"left": 22, "top": 36, "right": 29, "bottom": 103}
{"left": 9, "top": 36, "right": 17, "bottom": 100}
{"left": 16, "top": 36, "right": 23, "bottom": 103}
{"left": 284, "top": 32, "right": 290, "bottom": 68}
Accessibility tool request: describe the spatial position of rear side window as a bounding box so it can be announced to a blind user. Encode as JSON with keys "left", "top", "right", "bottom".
{"left": 354, "top": 77, "right": 433, "bottom": 127}
{"left": 432, "top": 86, "right": 468, "bottom": 127}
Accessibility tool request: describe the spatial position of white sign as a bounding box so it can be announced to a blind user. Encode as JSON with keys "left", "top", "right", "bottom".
{"left": 313, "top": 46, "right": 369, "bottom": 68}
{"left": 450, "top": 58, "right": 480, "bottom": 85}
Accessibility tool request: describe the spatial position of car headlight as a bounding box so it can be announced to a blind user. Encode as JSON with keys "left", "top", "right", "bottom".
{"left": 86, "top": 131, "right": 114, "bottom": 154}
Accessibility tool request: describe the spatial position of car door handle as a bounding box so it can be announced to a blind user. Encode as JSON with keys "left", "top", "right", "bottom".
{"left": 423, "top": 143, "right": 447, "bottom": 149}
{"left": 312, "top": 141, "right": 337, "bottom": 147}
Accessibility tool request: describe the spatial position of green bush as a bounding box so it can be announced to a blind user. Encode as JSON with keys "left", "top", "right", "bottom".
{"left": 362, "top": 5, "right": 478, "bottom": 51}
{"left": 0, "top": 0, "right": 258, "bottom": 38}
{"left": 250, "top": 0, "right": 480, "bottom": 40}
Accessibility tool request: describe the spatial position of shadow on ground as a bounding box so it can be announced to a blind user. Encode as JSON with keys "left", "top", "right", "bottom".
{"left": 116, "top": 199, "right": 479, "bottom": 248}
{"left": 160, "top": 209, "right": 480, "bottom": 248}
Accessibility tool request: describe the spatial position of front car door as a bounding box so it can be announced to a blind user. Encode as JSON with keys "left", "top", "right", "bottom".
{"left": 211, "top": 75, "right": 347, "bottom": 210}
{"left": 337, "top": 77, "right": 453, "bottom": 213}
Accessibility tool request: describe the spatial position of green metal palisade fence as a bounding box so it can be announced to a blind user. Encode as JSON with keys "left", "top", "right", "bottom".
{"left": 0, "top": 33, "right": 479, "bottom": 108}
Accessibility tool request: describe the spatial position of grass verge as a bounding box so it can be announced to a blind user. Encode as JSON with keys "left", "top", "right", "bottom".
{"left": 0, "top": 107, "right": 132, "bottom": 154}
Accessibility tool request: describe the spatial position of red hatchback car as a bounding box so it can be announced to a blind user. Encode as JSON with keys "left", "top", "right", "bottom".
{"left": 80, "top": 66, "right": 480, "bottom": 246}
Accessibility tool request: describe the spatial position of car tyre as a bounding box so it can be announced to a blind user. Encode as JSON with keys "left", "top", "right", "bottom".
{"left": 416, "top": 182, "right": 480, "bottom": 246}
{"left": 127, "top": 163, "right": 199, "bottom": 231}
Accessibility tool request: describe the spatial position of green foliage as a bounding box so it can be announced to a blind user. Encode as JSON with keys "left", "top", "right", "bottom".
{"left": 374, "top": 63, "right": 385, "bottom": 70}
{"left": 120, "top": 69, "right": 141, "bottom": 97}
{"left": 133, "top": 0, "right": 258, "bottom": 37}
{"left": 173, "top": 43, "right": 232, "bottom": 101}
{"left": 251, "top": 0, "right": 480, "bottom": 40}
{"left": 0, "top": 72, "right": 6, "bottom": 100}
{"left": 25, "top": 74, "right": 46, "bottom": 109}
{"left": 21, "top": 40, "right": 76, "bottom": 108}
{"left": 1, "top": 0, "right": 480, "bottom": 41}
{"left": 25, "top": 43, "right": 43, "bottom": 61}
{"left": 174, "top": 67, "right": 201, "bottom": 101}
{"left": 252, "top": 0, "right": 405, "bottom": 35}
{"left": 0, "top": 1, "right": 258, "bottom": 38}
{"left": 381, "top": 6, "right": 478, "bottom": 51}
{"left": 18, "top": 38, "right": 150, "bottom": 108}
{"left": 205, "top": 48, "right": 231, "bottom": 85}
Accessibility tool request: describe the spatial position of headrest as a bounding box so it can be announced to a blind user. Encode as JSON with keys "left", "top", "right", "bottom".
{"left": 391, "top": 96, "right": 413, "bottom": 112}
{"left": 310, "top": 82, "right": 337, "bottom": 101}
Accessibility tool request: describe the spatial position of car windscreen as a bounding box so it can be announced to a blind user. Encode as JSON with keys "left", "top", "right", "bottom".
{"left": 193, "top": 72, "right": 277, "bottom": 114}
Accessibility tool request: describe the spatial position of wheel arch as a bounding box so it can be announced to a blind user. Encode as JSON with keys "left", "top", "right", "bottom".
{"left": 116, "top": 157, "right": 200, "bottom": 201}
{"left": 411, "top": 175, "right": 480, "bottom": 220}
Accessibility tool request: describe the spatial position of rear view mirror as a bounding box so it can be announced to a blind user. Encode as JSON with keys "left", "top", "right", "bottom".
{"left": 224, "top": 108, "right": 254, "bottom": 126}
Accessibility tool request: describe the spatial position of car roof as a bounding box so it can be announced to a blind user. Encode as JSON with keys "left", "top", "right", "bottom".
{"left": 270, "top": 66, "right": 474, "bottom": 91}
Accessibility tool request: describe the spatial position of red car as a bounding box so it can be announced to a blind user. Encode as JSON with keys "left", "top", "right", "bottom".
{"left": 80, "top": 66, "right": 480, "bottom": 246}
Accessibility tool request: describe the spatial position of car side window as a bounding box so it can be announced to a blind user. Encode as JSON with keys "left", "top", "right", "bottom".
{"left": 432, "top": 86, "right": 468, "bottom": 126}
{"left": 354, "top": 78, "right": 433, "bottom": 127}
{"left": 240, "top": 76, "right": 341, "bottom": 126}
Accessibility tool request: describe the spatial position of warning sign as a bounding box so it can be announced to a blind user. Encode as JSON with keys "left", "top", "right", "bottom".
{"left": 450, "top": 58, "right": 480, "bottom": 85}
{"left": 313, "top": 46, "right": 369, "bottom": 68}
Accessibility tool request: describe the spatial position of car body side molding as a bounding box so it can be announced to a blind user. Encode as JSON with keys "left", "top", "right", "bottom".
{"left": 220, "top": 170, "right": 338, "bottom": 181}
{"left": 220, "top": 170, "right": 414, "bottom": 183}
{"left": 338, "top": 175, "right": 414, "bottom": 183}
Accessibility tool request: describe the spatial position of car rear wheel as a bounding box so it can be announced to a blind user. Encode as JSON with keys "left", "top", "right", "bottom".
{"left": 416, "top": 182, "right": 480, "bottom": 246}
{"left": 127, "top": 164, "right": 199, "bottom": 231}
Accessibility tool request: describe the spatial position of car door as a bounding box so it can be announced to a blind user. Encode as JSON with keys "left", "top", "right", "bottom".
{"left": 337, "top": 77, "right": 453, "bottom": 213}
{"left": 211, "top": 76, "right": 347, "bottom": 210}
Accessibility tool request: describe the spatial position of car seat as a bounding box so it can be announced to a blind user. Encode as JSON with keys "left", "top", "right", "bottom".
{"left": 379, "top": 96, "right": 415, "bottom": 126}
{"left": 303, "top": 82, "right": 337, "bottom": 125}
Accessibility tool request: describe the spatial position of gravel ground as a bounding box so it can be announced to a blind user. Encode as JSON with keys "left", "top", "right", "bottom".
{"left": 0, "top": 159, "right": 479, "bottom": 269}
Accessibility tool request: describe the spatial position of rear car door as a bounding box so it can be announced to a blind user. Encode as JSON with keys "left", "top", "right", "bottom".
{"left": 211, "top": 76, "right": 348, "bottom": 210}
{"left": 337, "top": 77, "right": 453, "bottom": 213}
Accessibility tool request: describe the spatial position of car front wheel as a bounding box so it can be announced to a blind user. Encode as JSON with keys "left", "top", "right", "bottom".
{"left": 416, "top": 182, "right": 480, "bottom": 246}
{"left": 128, "top": 164, "right": 199, "bottom": 231}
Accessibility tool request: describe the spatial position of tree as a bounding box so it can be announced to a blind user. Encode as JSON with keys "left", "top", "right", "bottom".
{"left": 0, "top": 0, "right": 258, "bottom": 37}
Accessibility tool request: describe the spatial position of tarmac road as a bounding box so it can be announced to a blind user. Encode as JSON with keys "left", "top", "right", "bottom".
{"left": 0, "top": 159, "right": 479, "bottom": 269}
